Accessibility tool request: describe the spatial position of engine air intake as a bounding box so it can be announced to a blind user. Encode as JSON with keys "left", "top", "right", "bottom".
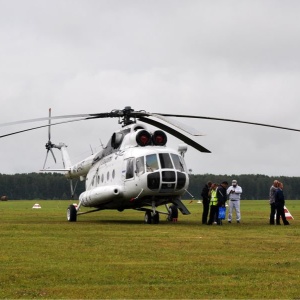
{"left": 152, "top": 130, "right": 167, "bottom": 146}
{"left": 136, "top": 130, "right": 152, "bottom": 146}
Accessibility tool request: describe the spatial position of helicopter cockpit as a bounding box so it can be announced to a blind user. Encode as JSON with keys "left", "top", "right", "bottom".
{"left": 124, "top": 151, "right": 188, "bottom": 194}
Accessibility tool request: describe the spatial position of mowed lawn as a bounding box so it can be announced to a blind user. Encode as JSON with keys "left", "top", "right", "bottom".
{"left": 0, "top": 200, "right": 299, "bottom": 299}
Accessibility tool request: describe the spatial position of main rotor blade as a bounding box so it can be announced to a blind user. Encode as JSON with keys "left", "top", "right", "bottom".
{"left": 0, "top": 118, "right": 84, "bottom": 139}
{"left": 154, "top": 113, "right": 300, "bottom": 133}
{"left": 138, "top": 117, "right": 211, "bottom": 153}
{"left": 0, "top": 114, "right": 90, "bottom": 127}
{"left": 0, "top": 108, "right": 151, "bottom": 128}
{"left": 151, "top": 113, "right": 203, "bottom": 136}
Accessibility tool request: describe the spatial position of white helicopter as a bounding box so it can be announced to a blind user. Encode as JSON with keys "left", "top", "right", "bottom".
{"left": 43, "top": 107, "right": 205, "bottom": 223}
{"left": 0, "top": 106, "right": 211, "bottom": 223}
{"left": 1, "top": 106, "right": 300, "bottom": 224}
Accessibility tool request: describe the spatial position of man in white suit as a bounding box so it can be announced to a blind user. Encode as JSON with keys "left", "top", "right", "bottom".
{"left": 227, "top": 180, "right": 243, "bottom": 223}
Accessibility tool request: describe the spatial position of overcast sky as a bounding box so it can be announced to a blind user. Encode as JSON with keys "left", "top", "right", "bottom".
{"left": 1, "top": 0, "right": 300, "bottom": 177}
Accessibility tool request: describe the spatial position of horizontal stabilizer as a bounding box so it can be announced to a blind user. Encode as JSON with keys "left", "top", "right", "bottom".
{"left": 40, "top": 169, "right": 70, "bottom": 172}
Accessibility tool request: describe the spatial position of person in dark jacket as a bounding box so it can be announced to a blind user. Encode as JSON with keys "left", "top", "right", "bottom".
{"left": 274, "top": 182, "right": 290, "bottom": 225}
{"left": 201, "top": 181, "right": 212, "bottom": 224}
{"left": 269, "top": 180, "right": 279, "bottom": 225}
{"left": 216, "top": 181, "right": 228, "bottom": 225}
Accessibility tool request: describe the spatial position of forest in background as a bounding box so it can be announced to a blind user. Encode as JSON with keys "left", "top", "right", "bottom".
{"left": 0, "top": 173, "right": 85, "bottom": 200}
{"left": 0, "top": 172, "right": 300, "bottom": 200}
{"left": 189, "top": 174, "right": 300, "bottom": 200}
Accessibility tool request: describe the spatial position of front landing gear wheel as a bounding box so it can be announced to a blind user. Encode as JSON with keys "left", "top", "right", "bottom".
{"left": 67, "top": 205, "right": 77, "bottom": 222}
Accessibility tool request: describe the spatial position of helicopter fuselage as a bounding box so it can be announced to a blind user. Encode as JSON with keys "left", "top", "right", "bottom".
{"left": 47, "top": 121, "right": 191, "bottom": 222}
{"left": 79, "top": 145, "right": 189, "bottom": 210}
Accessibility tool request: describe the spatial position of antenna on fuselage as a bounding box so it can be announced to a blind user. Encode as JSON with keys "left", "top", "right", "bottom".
{"left": 99, "top": 139, "right": 104, "bottom": 149}
{"left": 89, "top": 145, "right": 94, "bottom": 155}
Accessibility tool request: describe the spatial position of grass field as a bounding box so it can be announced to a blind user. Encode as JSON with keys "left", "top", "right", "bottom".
{"left": 0, "top": 199, "right": 299, "bottom": 299}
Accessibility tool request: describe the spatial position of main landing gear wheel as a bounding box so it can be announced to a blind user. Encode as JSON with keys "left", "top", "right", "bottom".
{"left": 67, "top": 205, "right": 77, "bottom": 222}
{"left": 167, "top": 205, "right": 178, "bottom": 222}
{"left": 144, "top": 211, "right": 160, "bottom": 224}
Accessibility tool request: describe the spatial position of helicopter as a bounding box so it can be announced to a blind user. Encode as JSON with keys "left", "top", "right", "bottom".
{"left": 1, "top": 106, "right": 300, "bottom": 224}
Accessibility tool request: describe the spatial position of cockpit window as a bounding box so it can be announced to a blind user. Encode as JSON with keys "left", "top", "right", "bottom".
{"left": 171, "top": 153, "right": 186, "bottom": 172}
{"left": 126, "top": 158, "right": 135, "bottom": 179}
{"left": 146, "top": 154, "right": 159, "bottom": 172}
{"left": 136, "top": 156, "right": 145, "bottom": 175}
{"left": 159, "top": 153, "right": 173, "bottom": 169}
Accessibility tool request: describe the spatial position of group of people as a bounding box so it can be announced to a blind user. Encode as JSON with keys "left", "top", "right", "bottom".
{"left": 201, "top": 178, "right": 290, "bottom": 225}
{"left": 269, "top": 180, "right": 290, "bottom": 225}
{"left": 201, "top": 179, "right": 242, "bottom": 225}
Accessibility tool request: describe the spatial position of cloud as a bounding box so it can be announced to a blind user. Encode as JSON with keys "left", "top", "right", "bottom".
{"left": 1, "top": 0, "right": 300, "bottom": 176}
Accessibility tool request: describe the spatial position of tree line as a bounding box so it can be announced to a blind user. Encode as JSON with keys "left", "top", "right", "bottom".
{"left": 0, "top": 172, "right": 300, "bottom": 200}
{"left": 187, "top": 174, "right": 300, "bottom": 200}
{"left": 0, "top": 173, "right": 85, "bottom": 200}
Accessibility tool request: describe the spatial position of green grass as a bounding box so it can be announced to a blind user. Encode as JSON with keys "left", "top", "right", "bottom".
{"left": 0, "top": 200, "right": 300, "bottom": 299}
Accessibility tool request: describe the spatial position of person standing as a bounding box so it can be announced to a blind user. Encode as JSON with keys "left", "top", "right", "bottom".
{"left": 207, "top": 183, "right": 218, "bottom": 225}
{"left": 274, "top": 182, "right": 290, "bottom": 225}
{"left": 201, "top": 181, "right": 212, "bottom": 224}
{"left": 216, "top": 181, "right": 228, "bottom": 225}
{"left": 269, "top": 180, "right": 279, "bottom": 225}
{"left": 227, "top": 179, "right": 243, "bottom": 223}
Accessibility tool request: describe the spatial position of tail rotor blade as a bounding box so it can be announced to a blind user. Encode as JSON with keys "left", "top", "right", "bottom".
{"left": 50, "top": 148, "right": 57, "bottom": 164}
{"left": 48, "top": 108, "right": 51, "bottom": 141}
{"left": 43, "top": 142, "right": 57, "bottom": 168}
{"left": 43, "top": 150, "right": 49, "bottom": 169}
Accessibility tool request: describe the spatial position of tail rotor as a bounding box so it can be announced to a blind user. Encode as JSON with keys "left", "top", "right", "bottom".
{"left": 43, "top": 108, "right": 57, "bottom": 168}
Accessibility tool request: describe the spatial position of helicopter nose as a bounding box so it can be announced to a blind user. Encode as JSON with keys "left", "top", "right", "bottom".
{"left": 147, "top": 171, "right": 187, "bottom": 192}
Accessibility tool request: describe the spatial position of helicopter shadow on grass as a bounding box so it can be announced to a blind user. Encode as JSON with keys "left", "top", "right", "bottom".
{"left": 74, "top": 216, "right": 201, "bottom": 227}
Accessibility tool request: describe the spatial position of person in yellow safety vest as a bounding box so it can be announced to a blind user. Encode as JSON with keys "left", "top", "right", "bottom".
{"left": 207, "top": 183, "right": 218, "bottom": 225}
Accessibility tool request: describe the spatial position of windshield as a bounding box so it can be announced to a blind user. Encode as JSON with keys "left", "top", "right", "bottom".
{"left": 171, "top": 153, "right": 186, "bottom": 172}
{"left": 159, "top": 153, "right": 173, "bottom": 169}
{"left": 145, "top": 153, "right": 187, "bottom": 172}
{"left": 146, "top": 154, "right": 159, "bottom": 172}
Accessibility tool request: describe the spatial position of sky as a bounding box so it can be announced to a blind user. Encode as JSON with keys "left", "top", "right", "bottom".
{"left": 1, "top": 0, "right": 300, "bottom": 177}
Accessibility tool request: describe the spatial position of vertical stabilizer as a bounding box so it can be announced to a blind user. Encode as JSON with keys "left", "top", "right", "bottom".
{"left": 56, "top": 143, "right": 72, "bottom": 169}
